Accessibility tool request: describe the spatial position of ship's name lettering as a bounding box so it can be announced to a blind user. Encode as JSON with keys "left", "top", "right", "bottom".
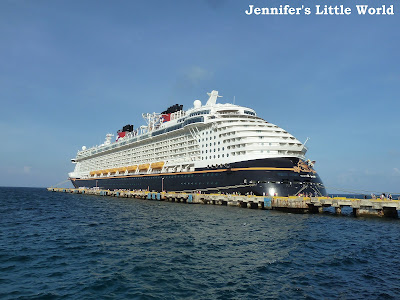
{"left": 300, "top": 175, "right": 317, "bottom": 178}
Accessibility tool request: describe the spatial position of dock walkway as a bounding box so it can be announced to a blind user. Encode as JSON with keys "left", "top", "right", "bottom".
{"left": 47, "top": 188, "right": 400, "bottom": 218}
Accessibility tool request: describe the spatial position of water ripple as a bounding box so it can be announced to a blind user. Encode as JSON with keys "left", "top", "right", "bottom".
{"left": 1, "top": 187, "right": 400, "bottom": 299}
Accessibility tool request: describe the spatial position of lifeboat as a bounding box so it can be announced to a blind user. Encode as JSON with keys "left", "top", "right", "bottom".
{"left": 90, "top": 171, "right": 97, "bottom": 176}
{"left": 150, "top": 161, "right": 165, "bottom": 169}
{"left": 138, "top": 163, "right": 150, "bottom": 171}
{"left": 109, "top": 168, "right": 117, "bottom": 174}
{"left": 126, "top": 165, "right": 138, "bottom": 172}
{"left": 117, "top": 167, "right": 127, "bottom": 174}
{"left": 101, "top": 169, "right": 109, "bottom": 175}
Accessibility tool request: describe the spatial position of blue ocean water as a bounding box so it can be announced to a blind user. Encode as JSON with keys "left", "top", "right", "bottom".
{"left": 1, "top": 187, "right": 400, "bottom": 299}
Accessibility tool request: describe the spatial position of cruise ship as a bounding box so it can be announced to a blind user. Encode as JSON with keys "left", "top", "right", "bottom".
{"left": 69, "top": 90, "right": 326, "bottom": 196}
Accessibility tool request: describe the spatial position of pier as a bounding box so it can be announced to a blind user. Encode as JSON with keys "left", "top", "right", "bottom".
{"left": 47, "top": 188, "right": 400, "bottom": 218}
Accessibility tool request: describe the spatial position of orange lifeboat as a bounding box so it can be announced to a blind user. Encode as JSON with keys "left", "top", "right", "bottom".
{"left": 150, "top": 161, "right": 165, "bottom": 170}
{"left": 117, "top": 167, "right": 127, "bottom": 174}
{"left": 126, "top": 165, "right": 138, "bottom": 172}
{"left": 138, "top": 163, "right": 150, "bottom": 171}
{"left": 109, "top": 168, "right": 117, "bottom": 174}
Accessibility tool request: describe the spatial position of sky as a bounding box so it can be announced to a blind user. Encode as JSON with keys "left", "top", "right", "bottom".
{"left": 0, "top": 0, "right": 399, "bottom": 194}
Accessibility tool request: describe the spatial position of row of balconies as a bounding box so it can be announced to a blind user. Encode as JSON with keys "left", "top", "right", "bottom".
{"left": 80, "top": 148, "right": 201, "bottom": 172}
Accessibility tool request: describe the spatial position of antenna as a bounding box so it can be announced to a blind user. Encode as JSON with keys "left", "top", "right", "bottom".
{"left": 233, "top": 96, "right": 235, "bottom": 104}
{"left": 304, "top": 137, "right": 310, "bottom": 145}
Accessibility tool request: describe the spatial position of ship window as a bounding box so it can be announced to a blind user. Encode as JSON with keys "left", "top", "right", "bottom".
{"left": 244, "top": 110, "right": 255, "bottom": 116}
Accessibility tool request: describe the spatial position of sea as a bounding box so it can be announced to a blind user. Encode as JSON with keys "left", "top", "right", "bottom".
{"left": 1, "top": 187, "right": 400, "bottom": 299}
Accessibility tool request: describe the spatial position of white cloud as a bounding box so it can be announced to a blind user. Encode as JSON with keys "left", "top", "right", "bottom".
{"left": 364, "top": 169, "right": 377, "bottom": 176}
{"left": 184, "top": 66, "right": 213, "bottom": 84}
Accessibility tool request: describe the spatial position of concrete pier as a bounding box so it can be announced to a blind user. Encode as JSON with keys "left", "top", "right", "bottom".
{"left": 47, "top": 188, "right": 400, "bottom": 219}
